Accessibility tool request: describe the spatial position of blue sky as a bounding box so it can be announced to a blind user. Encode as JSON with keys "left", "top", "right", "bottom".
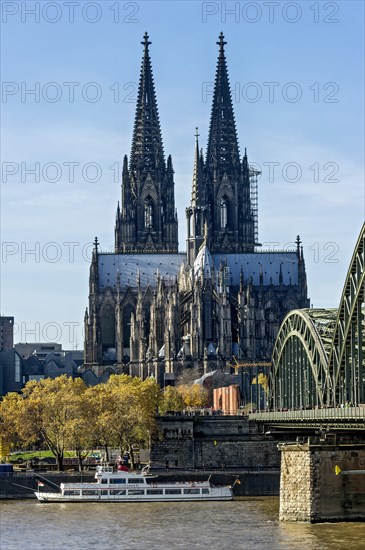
{"left": 1, "top": 0, "right": 364, "bottom": 349}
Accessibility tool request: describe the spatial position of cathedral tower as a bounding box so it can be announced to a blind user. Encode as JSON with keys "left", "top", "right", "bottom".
{"left": 83, "top": 33, "right": 309, "bottom": 382}
{"left": 205, "top": 32, "right": 255, "bottom": 254}
{"left": 115, "top": 33, "right": 178, "bottom": 253}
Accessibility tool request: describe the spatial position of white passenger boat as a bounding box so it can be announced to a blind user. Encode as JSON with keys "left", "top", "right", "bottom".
{"left": 34, "top": 465, "right": 233, "bottom": 502}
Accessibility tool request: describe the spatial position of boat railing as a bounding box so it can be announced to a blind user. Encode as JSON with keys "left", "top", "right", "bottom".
{"left": 96, "top": 464, "right": 114, "bottom": 474}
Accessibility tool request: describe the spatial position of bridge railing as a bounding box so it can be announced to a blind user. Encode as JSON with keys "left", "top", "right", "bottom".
{"left": 249, "top": 406, "right": 365, "bottom": 422}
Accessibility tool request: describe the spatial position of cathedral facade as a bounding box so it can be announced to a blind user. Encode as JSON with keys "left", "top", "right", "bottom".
{"left": 83, "top": 33, "right": 309, "bottom": 383}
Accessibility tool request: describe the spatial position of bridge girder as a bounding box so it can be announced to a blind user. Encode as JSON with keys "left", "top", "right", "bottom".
{"left": 269, "top": 309, "right": 333, "bottom": 410}
{"left": 269, "top": 223, "right": 365, "bottom": 410}
{"left": 328, "top": 223, "right": 365, "bottom": 406}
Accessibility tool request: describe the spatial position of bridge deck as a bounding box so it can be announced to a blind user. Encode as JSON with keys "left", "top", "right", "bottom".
{"left": 249, "top": 406, "right": 365, "bottom": 429}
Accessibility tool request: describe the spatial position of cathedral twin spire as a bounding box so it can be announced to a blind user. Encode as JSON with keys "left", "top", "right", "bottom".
{"left": 129, "top": 32, "right": 165, "bottom": 177}
{"left": 115, "top": 32, "right": 178, "bottom": 254}
{"left": 188, "top": 32, "right": 255, "bottom": 259}
{"left": 116, "top": 32, "right": 255, "bottom": 257}
{"left": 206, "top": 32, "right": 241, "bottom": 177}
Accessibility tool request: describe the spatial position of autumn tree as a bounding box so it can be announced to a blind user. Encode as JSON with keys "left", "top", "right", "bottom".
{"left": 252, "top": 373, "right": 269, "bottom": 394}
{"left": 177, "top": 384, "right": 209, "bottom": 409}
{"left": 16, "top": 376, "right": 88, "bottom": 470}
{"left": 64, "top": 381, "right": 95, "bottom": 472}
{"left": 136, "top": 376, "right": 161, "bottom": 439}
{"left": 87, "top": 384, "right": 116, "bottom": 463}
{"left": 105, "top": 375, "right": 162, "bottom": 467}
{"left": 0, "top": 373, "right": 164, "bottom": 470}
{"left": 0, "top": 392, "right": 23, "bottom": 451}
{"left": 159, "top": 386, "right": 184, "bottom": 414}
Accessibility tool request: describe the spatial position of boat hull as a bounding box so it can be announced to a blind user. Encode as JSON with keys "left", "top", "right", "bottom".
{"left": 35, "top": 492, "right": 233, "bottom": 503}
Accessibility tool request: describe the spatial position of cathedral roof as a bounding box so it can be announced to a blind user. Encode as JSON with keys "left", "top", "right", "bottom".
{"left": 97, "top": 251, "right": 300, "bottom": 290}
{"left": 212, "top": 252, "right": 299, "bottom": 286}
{"left": 98, "top": 253, "right": 185, "bottom": 290}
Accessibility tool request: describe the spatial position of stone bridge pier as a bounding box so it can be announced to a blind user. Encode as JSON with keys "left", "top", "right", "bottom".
{"left": 278, "top": 442, "right": 365, "bottom": 522}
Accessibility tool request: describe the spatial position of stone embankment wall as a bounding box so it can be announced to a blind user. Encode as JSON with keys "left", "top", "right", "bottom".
{"left": 279, "top": 444, "right": 365, "bottom": 522}
{"left": 0, "top": 472, "right": 95, "bottom": 499}
{"left": 151, "top": 415, "right": 280, "bottom": 471}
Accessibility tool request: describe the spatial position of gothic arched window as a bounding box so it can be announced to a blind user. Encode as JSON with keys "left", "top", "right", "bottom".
{"left": 122, "top": 304, "right": 134, "bottom": 350}
{"left": 144, "top": 197, "right": 153, "bottom": 229}
{"left": 100, "top": 303, "right": 115, "bottom": 352}
{"left": 220, "top": 197, "right": 228, "bottom": 229}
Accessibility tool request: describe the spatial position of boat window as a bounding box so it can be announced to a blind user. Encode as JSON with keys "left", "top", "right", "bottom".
{"left": 64, "top": 490, "right": 80, "bottom": 496}
{"left": 101, "top": 479, "right": 108, "bottom": 484}
{"left": 183, "top": 488, "right": 200, "bottom": 495}
{"left": 165, "top": 489, "right": 182, "bottom": 495}
{"left": 128, "top": 489, "right": 145, "bottom": 495}
{"left": 82, "top": 490, "right": 98, "bottom": 496}
{"left": 110, "top": 478, "right": 126, "bottom": 484}
{"left": 128, "top": 478, "right": 144, "bottom": 484}
{"left": 101, "top": 490, "right": 109, "bottom": 496}
{"left": 146, "top": 489, "right": 163, "bottom": 495}
{"left": 202, "top": 488, "right": 209, "bottom": 494}
{"left": 110, "top": 490, "right": 126, "bottom": 496}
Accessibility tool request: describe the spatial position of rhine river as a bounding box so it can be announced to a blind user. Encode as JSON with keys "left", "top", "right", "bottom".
{"left": 1, "top": 498, "right": 364, "bottom": 550}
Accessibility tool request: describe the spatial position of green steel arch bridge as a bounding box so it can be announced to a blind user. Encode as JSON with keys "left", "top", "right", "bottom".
{"left": 250, "top": 223, "right": 365, "bottom": 429}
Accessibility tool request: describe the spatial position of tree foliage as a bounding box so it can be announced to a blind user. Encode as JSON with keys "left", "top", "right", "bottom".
{"left": 159, "top": 386, "right": 184, "bottom": 414}
{"left": 177, "top": 384, "right": 209, "bottom": 408}
{"left": 0, "top": 374, "right": 162, "bottom": 470}
{"left": 252, "top": 373, "right": 269, "bottom": 394}
{"left": 0, "top": 392, "right": 23, "bottom": 448}
{"left": 1, "top": 374, "right": 213, "bottom": 470}
{"left": 104, "top": 375, "right": 161, "bottom": 467}
{"left": 159, "top": 383, "right": 209, "bottom": 414}
{"left": 14, "top": 376, "right": 90, "bottom": 470}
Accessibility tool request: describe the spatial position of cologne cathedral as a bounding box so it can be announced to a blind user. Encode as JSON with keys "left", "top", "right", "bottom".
{"left": 83, "top": 33, "right": 309, "bottom": 383}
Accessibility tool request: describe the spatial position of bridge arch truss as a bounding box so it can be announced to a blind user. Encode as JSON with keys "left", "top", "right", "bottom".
{"left": 328, "top": 223, "right": 365, "bottom": 406}
{"left": 269, "top": 309, "right": 336, "bottom": 410}
{"left": 269, "top": 223, "right": 365, "bottom": 410}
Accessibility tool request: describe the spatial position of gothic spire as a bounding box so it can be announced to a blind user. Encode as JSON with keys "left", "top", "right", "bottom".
{"left": 243, "top": 147, "right": 248, "bottom": 168}
{"left": 191, "top": 128, "right": 205, "bottom": 208}
{"left": 296, "top": 235, "right": 301, "bottom": 257}
{"left": 130, "top": 32, "right": 165, "bottom": 176}
{"left": 89, "top": 237, "right": 99, "bottom": 292}
{"left": 206, "top": 32, "right": 240, "bottom": 177}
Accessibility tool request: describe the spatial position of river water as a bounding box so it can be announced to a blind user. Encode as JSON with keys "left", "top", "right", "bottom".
{"left": 0, "top": 498, "right": 364, "bottom": 550}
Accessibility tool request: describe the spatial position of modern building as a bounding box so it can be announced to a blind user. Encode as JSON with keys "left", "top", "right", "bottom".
{"left": 0, "top": 316, "right": 22, "bottom": 395}
{"left": 15, "top": 342, "right": 63, "bottom": 362}
{"left": 0, "top": 316, "right": 14, "bottom": 351}
{"left": 83, "top": 33, "right": 309, "bottom": 384}
{"left": 0, "top": 349, "right": 23, "bottom": 395}
{"left": 0, "top": 340, "right": 84, "bottom": 396}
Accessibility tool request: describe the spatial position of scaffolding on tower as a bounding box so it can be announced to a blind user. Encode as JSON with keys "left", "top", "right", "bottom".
{"left": 249, "top": 166, "right": 260, "bottom": 246}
